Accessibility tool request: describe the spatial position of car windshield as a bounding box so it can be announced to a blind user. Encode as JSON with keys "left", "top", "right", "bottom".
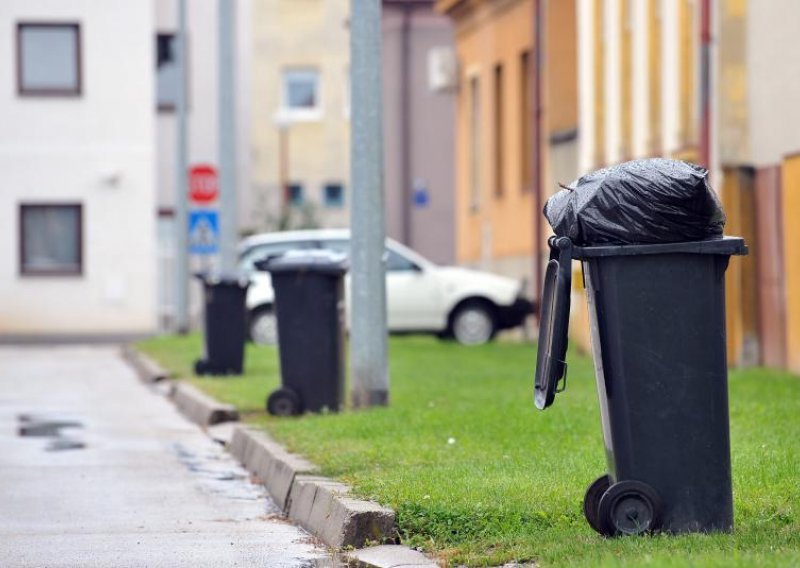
{"left": 321, "top": 239, "right": 421, "bottom": 272}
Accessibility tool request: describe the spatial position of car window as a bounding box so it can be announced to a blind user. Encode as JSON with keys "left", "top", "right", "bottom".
{"left": 320, "top": 239, "right": 418, "bottom": 272}
{"left": 239, "top": 240, "right": 314, "bottom": 271}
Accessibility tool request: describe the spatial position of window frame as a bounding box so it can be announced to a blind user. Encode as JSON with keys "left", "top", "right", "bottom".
{"left": 280, "top": 68, "right": 322, "bottom": 121}
{"left": 16, "top": 22, "right": 82, "bottom": 97}
{"left": 19, "top": 203, "right": 84, "bottom": 277}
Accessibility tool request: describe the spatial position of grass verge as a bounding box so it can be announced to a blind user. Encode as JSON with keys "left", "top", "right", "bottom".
{"left": 137, "top": 334, "right": 800, "bottom": 567}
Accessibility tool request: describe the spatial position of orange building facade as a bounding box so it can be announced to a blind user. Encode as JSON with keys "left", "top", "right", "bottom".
{"left": 436, "top": 0, "right": 578, "bottom": 287}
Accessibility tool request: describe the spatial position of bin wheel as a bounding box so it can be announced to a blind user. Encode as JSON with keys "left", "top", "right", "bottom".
{"left": 266, "top": 388, "right": 302, "bottom": 416}
{"left": 583, "top": 474, "right": 612, "bottom": 535}
{"left": 194, "top": 359, "right": 209, "bottom": 376}
{"left": 597, "top": 480, "right": 663, "bottom": 537}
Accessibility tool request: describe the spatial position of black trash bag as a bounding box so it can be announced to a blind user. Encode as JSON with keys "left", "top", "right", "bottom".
{"left": 544, "top": 159, "right": 726, "bottom": 246}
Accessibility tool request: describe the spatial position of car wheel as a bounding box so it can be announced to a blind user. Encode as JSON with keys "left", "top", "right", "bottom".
{"left": 249, "top": 307, "right": 278, "bottom": 345}
{"left": 450, "top": 302, "right": 497, "bottom": 346}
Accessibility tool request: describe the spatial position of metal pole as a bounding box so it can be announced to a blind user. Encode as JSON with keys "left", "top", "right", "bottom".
{"left": 279, "top": 126, "right": 290, "bottom": 228}
{"left": 218, "top": 0, "right": 237, "bottom": 274}
{"left": 531, "top": 0, "right": 544, "bottom": 320}
{"left": 699, "top": 0, "right": 711, "bottom": 168}
{"left": 350, "top": 0, "right": 389, "bottom": 408}
{"left": 174, "top": 0, "right": 189, "bottom": 333}
{"left": 400, "top": 3, "right": 412, "bottom": 247}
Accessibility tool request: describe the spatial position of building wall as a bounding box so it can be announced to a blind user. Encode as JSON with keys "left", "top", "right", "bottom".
{"left": 782, "top": 154, "right": 800, "bottom": 373}
{"left": 747, "top": 0, "right": 800, "bottom": 167}
{"left": 0, "top": 0, "right": 156, "bottom": 335}
{"left": 250, "top": 0, "right": 350, "bottom": 232}
{"left": 383, "top": 1, "right": 456, "bottom": 264}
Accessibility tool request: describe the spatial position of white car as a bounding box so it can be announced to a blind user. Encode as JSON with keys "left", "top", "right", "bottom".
{"left": 238, "top": 229, "right": 533, "bottom": 346}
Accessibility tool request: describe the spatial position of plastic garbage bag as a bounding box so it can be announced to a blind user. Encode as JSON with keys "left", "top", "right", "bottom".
{"left": 544, "top": 158, "right": 726, "bottom": 246}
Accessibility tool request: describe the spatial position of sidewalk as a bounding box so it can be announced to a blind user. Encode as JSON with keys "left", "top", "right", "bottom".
{"left": 0, "top": 345, "right": 329, "bottom": 568}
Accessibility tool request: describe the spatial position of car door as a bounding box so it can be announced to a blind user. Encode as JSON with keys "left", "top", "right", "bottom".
{"left": 383, "top": 247, "right": 445, "bottom": 330}
{"left": 319, "top": 239, "right": 445, "bottom": 331}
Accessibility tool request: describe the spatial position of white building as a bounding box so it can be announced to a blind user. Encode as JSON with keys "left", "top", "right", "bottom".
{"left": 0, "top": 1, "right": 157, "bottom": 338}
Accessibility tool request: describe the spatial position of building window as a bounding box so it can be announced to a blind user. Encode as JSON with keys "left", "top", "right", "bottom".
{"left": 156, "top": 33, "right": 180, "bottom": 111}
{"left": 520, "top": 51, "right": 532, "bottom": 192}
{"left": 288, "top": 183, "right": 304, "bottom": 205}
{"left": 323, "top": 183, "right": 344, "bottom": 208}
{"left": 281, "top": 69, "right": 321, "bottom": 120}
{"left": 17, "top": 23, "right": 82, "bottom": 96}
{"left": 19, "top": 204, "right": 83, "bottom": 276}
{"left": 494, "top": 63, "right": 505, "bottom": 198}
{"left": 469, "top": 75, "right": 481, "bottom": 212}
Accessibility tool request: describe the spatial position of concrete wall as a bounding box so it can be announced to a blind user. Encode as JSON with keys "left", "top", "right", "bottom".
{"left": 383, "top": 2, "right": 456, "bottom": 264}
{"left": 0, "top": 0, "right": 156, "bottom": 335}
{"left": 250, "top": 0, "right": 351, "bottom": 232}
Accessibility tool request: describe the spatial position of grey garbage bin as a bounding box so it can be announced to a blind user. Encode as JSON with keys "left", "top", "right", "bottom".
{"left": 535, "top": 235, "right": 747, "bottom": 537}
{"left": 255, "top": 250, "right": 348, "bottom": 416}
{"left": 194, "top": 272, "right": 250, "bottom": 376}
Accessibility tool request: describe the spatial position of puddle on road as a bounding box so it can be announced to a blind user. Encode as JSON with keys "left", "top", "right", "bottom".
{"left": 17, "top": 413, "right": 86, "bottom": 452}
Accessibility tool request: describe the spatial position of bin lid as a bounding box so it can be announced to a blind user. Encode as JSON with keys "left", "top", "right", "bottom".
{"left": 255, "top": 249, "right": 349, "bottom": 275}
{"left": 572, "top": 236, "right": 747, "bottom": 259}
{"left": 193, "top": 271, "right": 250, "bottom": 288}
{"left": 534, "top": 237, "right": 572, "bottom": 410}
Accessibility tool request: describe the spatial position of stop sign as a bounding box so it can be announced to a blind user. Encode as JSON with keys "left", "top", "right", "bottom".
{"left": 188, "top": 164, "right": 219, "bottom": 204}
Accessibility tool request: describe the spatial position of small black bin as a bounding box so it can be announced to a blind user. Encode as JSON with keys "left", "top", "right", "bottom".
{"left": 256, "top": 251, "right": 348, "bottom": 416}
{"left": 535, "top": 236, "right": 747, "bottom": 537}
{"left": 194, "top": 273, "right": 250, "bottom": 376}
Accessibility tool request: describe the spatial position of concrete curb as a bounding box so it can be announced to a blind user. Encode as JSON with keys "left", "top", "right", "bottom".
{"left": 120, "top": 345, "right": 170, "bottom": 383}
{"left": 230, "top": 425, "right": 398, "bottom": 550}
{"left": 345, "top": 545, "right": 439, "bottom": 568}
{"left": 229, "top": 425, "right": 318, "bottom": 510}
{"left": 169, "top": 382, "right": 239, "bottom": 427}
{"left": 289, "top": 475, "right": 395, "bottom": 549}
{"left": 122, "top": 351, "right": 432, "bottom": 561}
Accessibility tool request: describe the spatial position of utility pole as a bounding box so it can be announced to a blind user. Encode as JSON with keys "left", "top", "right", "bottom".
{"left": 531, "top": 0, "right": 544, "bottom": 321}
{"left": 349, "top": 0, "right": 389, "bottom": 408}
{"left": 218, "top": 0, "right": 237, "bottom": 273}
{"left": 174, "top": 0, "right": 189, "bottom": 333}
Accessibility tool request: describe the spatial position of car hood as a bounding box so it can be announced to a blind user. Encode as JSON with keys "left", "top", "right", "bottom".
{"left": 434, "top": 266, "right": 522, "bottom": 302}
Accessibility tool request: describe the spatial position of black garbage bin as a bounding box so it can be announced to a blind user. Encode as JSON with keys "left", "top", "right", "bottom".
{"left": 535, "top": 235, "right": 747, "bottom": 537}
{"left": 194, "top": 273, "right": 250, "bottom": 376}
{"left": 255, "top": 251, "right": 348, "bottom": 416}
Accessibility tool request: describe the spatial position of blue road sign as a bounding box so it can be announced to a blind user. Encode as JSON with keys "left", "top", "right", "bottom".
{"left": 188, "top": 209, "right": 219, "bottom": 255}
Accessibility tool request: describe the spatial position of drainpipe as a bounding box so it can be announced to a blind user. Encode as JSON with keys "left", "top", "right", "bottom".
{"left": 699, "top": 0, "right": 711, "bottom": 168}
{"left": 532, "top": 0, "right": 544, "bottom": 318}
{"left": 400, "top": 3, "right": 413, "bottom": 246}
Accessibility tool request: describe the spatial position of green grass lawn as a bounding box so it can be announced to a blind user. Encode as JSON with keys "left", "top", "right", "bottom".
{"left": 137, "top": 334, "right": 800, "bottom": 567}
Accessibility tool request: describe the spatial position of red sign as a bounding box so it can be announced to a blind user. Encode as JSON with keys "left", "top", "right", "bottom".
{"left": 188, "top": 164, "right": 219, "bottom": 204}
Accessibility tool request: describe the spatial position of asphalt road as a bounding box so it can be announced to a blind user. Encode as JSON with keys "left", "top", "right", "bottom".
{"left": 0, "top": 345, "right": 330, "bottom": 568}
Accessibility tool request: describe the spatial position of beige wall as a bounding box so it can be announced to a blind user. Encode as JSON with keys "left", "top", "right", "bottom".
{"left": 250, "top": 0, "right": 351, "bottom": 232}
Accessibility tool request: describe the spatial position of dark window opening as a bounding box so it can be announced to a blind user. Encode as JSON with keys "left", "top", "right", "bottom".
{"left": 156, "top": 33, "right": 179, "bottom": 111}
{"left": 324, "top": 183, "right": 344, "bottom": 208}
{"left": 289, "top": 183, "right": 304, "bottom": 205}
{"left": 20, "top": 204, "right": 83, "bottom": 276}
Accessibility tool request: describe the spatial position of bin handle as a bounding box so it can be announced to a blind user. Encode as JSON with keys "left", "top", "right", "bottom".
{"left": 555, "top": 361, "right": 568, "bottom": 393}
